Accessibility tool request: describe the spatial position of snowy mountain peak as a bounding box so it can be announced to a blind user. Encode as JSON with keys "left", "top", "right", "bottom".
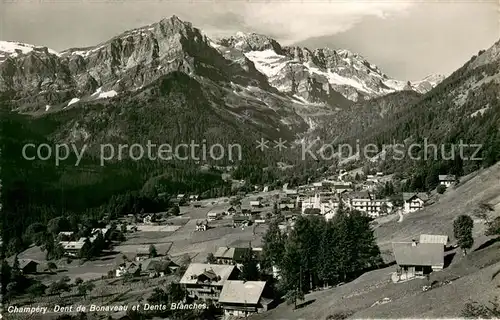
{"left": 419, "top": 74, "right": 446, "bottom": 85}
{"left": 214, "top": 31, "right": 446, "bottom": 102}
{"left": 217, "top": 32, "right": 284, "bottom": 54}
{"left": 0, "top": 17, "right": 447, "bottom": 112}
{"left": 0, "top": 41, "right": 60, "bottom": 62}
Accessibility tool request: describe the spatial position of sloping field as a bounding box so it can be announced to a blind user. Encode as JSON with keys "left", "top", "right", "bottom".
{"left": 252, "top": 162, "right": 500, "bottom": 320}
{"left": 375, "top": 162, "right": 500, "bottom": 259}
{"left": 353, "top": 243, "right": 500, "bottom": 318}
{"left": 251, "top": 242, "right": 500, "bottom": 320}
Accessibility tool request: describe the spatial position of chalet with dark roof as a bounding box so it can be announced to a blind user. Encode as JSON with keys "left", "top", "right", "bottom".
{"left": 392, "top": 240, "right": 444, "bottom": 283}
{"left": 179, "top": 263, "right": 239, "bottom": 301}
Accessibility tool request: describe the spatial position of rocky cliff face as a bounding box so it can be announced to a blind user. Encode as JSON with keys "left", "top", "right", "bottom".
{"left": 0, "top": 16, "right": 444, "bottom": 114}
{"left": 0, "top": 16, "right": 271, "bottom": 112}
{"left": 216, "top": 32, "right": 444, "bottom": 102}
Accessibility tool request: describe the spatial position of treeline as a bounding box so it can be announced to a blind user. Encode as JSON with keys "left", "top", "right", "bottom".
{"left": 261, "top": 205, "right": 383, "bottom": 307}
{"left": 0, "top": 106, "right": 323, "bottom": 259}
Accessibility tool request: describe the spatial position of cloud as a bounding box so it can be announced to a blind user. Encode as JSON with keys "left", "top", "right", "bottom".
{"left": 198, "top": 0, "right": 415, "bottom": 43}
{"left": 3, "top": 0, "right": 414, "bottom": 51}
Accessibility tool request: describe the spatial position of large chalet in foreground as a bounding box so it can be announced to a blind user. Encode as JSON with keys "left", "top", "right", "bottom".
{"left": 391, "top": 240, "right": 444, "bottom": 283}
{"left": 179, "top": 263, "right": 239, "bottom": 301}
{"left": 218, "top": 280, "right": 275, "bottom": 317}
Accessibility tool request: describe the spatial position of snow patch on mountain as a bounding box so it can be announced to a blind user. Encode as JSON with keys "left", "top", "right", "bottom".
{"left": 0, "top": 41, "right": 60, "bottom": 62}
{"left": 67, "top": 98, "right": 80, "bottom": 106}
{"left": 100, "top": 90, "right": 118, "bottom": 98}
{"left": 470, "top": 106, "right": 490, "bottom": 118}
{"left": 241, "top": 45, "right": 443, "bottom": 102}
{"left": 90, "top": 87, "right": 119, "bottom": 99}
{"left": 244, "top": 50, "right": 289, "bottom": 78}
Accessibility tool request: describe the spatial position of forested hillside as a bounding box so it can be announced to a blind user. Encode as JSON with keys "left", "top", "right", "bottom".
{"left": 315, "top": 47, "right": 500, "bottom": 191}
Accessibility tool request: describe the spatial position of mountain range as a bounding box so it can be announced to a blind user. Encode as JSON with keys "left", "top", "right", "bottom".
{"left": 0, "top": 15, "right": 498, "bottom": 174}
{"left": 0, "top": 16, "right": 446, "bottom": 146}
{"left": 1, "top": 14, "right": 500, "bottom": 264}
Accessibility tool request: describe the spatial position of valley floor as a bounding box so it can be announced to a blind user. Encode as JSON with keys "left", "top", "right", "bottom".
{"left": 7, "top": 164, "right": 500, "bottom": 319}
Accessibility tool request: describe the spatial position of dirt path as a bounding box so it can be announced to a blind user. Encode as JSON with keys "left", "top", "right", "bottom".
{"left": 398, "top": 210, "right": 404, "bottom": 223}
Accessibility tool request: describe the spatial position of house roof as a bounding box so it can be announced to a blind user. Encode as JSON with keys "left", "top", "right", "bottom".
{"left": 136, "top": 247, "right": 150, "bottom": 255}
{"left": 60, "top": 240, "right": 85, "bottom": 250}
{"left": 118, "top": 261, "right": 139, "bottom": 271}
{"left": 20, "top": 259, "right": 38, "bottom": 268}
{"left": 419, "top": 234, "right": 449, "bottom": 245}
{"left": 333, "top": 184, "right": 353, "bottom": 190}
{"left": 392, "top": 242, "right": 444, "bottom": 266}
{"left": 439, "top": 175, "right": 456, "bottom": 181}
{"left": 127, "top": 263, "right": 140, "bottom": 274}
{"left": 209, "top": 206, "right": 231, "bottom": 214}
{"left": 349, "top": 191, "right": 371, "bottom": 200}
{"left": 142, "top": 258, "right": 178, "bottom": 272}
{"left": 219, "top": 281, "right": 267, "bottom": 305}
{"left": 179, "top": 263, "right": 235, "bottom": 286}
{"left": 9, "top": 259, "right": 39, "bottom": 269}
{"left": 402, "top": 192, "right": 429, "bottom": 202}
{"left": 233, "top": 215, "right": 249, "bottom": 222}
{"left": 214, "top": 247, "right": 251, "bottom": 261}
{"left": 142, "top": 258, "right": 164, "bottom": 270}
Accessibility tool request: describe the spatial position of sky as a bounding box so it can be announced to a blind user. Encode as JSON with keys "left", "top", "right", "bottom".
{"left": 2, "top": 0, "right": 499, "bottom": 80}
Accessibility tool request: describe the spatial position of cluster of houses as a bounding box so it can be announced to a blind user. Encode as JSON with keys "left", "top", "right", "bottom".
{"left": 179, "top": 246, "right": 275, "bottom": 318}
{"left": 278, "top": 174, "right": 458, "bottom": 220}
{"left": 115, "top": 256, "right": 179, "bottom": 278}
{"left": 57, "top": 228, "right": 110, "bottom": 257}
{"left": 281, "top": 178, "right": 394, "bottom": 219}
{"left": 298, "top": 190, "right": 393, "bottom": 219}
{"left": 391, "top": 234, "right": 449, "bottom": 283}
{"left": 205, "top": 199, "right": 268, "bottom": 228}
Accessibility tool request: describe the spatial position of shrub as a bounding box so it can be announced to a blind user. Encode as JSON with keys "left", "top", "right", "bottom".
{"left": 437, "top": 185, "right": 446, "bottom": 194}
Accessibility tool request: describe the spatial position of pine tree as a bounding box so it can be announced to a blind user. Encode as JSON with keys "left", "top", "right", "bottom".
{"left": 205, "top": 252, "right": 217, "bottom": 264}
{"left": 79, "top": 238, "right": 93, "bottom": 260}
{"left": 261, "top": 219, "right": 285, "bottom": 271}
{"left": 239, "top": 245, "right": 260, "bottom": 281}
{"left": 453, "top": 215, "right": 474, "bottom": 255}
{"left": 91, "top": 232, "right": 105, "bottom": 257}
{"left": 149, "top": 244, "right": 158, "bottom": 258}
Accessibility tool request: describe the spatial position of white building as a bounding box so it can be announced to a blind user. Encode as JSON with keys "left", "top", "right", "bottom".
{"left": 249, "top": 200, "right": 261, "bottom": 207}
{"left": 439, "top": 175, "right": 456, "bottom": 187}
{"left": 207, "top": 211, "right": 221, "bottom": 221}
{"left": 403, "top": 193, "right": 429, "bottom": 214}
{"left": 195, "top": 220, "right": 208, "bottom": 231}
{"left": 348, "top": 192, "right": 393, "bottom": 217}
{"left": 320, "top": 199, "right": 340, "bottom": 217}
{"left": 301, "top": 194, "right": 321, "bottom": 214}
{"left": 115, "top": 262, "right": 140, "bottom": 277}
{"left": 419, "top": 234, "right": 449, "bottom": 246}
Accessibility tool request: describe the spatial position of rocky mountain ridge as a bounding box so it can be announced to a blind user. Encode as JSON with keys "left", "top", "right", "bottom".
{"left": 0, "top": 15, "right": 443, "bottom": 115}
{"left": 216, "top": 31, "right": 444, "bottom": 101}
